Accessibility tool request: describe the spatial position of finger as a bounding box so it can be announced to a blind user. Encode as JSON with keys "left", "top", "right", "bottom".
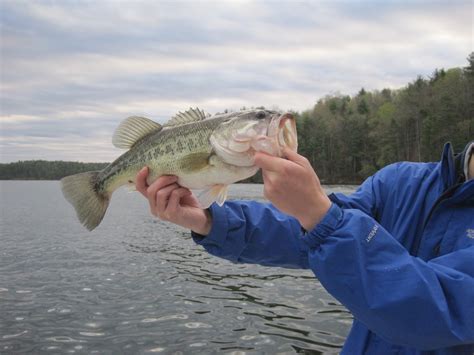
{"left": 154, "top": 183, "right": 181, "bottom": 213}
{"left": 135, "top": 167, "right": 149, "bottom": 196}
{"left": 148, "top": 175, "right": 179, "bottom": 192}
{"left": 181, "top": 189, "right": 199, "bottom": 207}
{"left": 282, "top": 148, "right": 310, "bottom": 166}
{"left": 254, "top": 152, "right": 285, "bottom": 172}
{"left": 146, "top": 176, "right": 178, "bottom": 212}
{"left": 166, "top": 187, "right": 192, "bottom": 215}
{"left": 145, "top": 176, "right": 175, "bottom": 204}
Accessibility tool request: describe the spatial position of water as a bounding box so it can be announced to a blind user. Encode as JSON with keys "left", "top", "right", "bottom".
{"left": 0, "top": 181, "right": 357, "bottom": 354}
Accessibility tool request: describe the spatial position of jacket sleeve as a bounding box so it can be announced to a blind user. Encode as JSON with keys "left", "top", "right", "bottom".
{"left": 192, "top": 200, "right": 310, "bottom": 269}
{"left": 304, "top": 165, "right": 474, "bottom": 349}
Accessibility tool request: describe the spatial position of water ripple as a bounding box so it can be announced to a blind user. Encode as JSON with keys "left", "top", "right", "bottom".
{"left": 1, "top": 182, "right": 353, "bottom": 353}
{"left": 2, "top": 330, "right": 28, "bottom": 339}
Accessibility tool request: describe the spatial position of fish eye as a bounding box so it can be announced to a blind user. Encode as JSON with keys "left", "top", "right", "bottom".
{"left": 256, "top": 111, "right": 266, "bottom": 119}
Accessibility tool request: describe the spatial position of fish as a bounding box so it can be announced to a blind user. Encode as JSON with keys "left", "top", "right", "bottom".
{"left": 61, "top": 108, "right": 298, "bottom": 231}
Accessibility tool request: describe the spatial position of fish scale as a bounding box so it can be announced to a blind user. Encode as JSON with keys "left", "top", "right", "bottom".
{"left": 61, "top": 108, "right": 297, "bottom": 231}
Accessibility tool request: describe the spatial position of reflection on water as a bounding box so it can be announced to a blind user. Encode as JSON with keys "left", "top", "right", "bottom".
{"left": 0, "top": 181, "right": 357, "bottom": 354}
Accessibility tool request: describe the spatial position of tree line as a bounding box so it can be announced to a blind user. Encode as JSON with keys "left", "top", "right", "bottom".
{"left": 1, "top": 53, "right": 472, "bottom": 183}
{"left": 295, "top": 53, "right": 473, "bottom": 183}
{"left": 0, "top": 160, "right": 108, "bottom": 180}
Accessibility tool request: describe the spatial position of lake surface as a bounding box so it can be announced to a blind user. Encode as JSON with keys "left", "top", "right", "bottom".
{"left": 0, "top": 181, "right": 357, "bottom": 354}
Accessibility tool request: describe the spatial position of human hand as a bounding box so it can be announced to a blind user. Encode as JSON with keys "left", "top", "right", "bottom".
{"left": 254, "top": 148, "right": 331, "bottom": 231}
{"left": 135, "top": 167, "right": 212, "bottom": 235}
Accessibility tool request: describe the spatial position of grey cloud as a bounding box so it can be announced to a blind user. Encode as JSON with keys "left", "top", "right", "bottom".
{"left": 1, "top": 0, "right": 471, "bottom": 162}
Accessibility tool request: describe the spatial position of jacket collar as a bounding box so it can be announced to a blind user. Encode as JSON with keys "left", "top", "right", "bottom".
{"left": 440, "top": 141, "right": 474, "bottom": 184}
{"left": 440, "top": 142, "right": 456, "bottom": 190}
{"left": 440, "top": 141, "right": 474, "bottom": 203}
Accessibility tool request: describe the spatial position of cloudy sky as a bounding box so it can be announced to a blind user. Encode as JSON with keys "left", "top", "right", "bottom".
{"left": 1, "top": 0, "right": 472, "bottom": 162}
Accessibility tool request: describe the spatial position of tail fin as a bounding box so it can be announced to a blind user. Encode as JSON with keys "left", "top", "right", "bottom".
{"left": 61, "top": 171, "right": 110, "bottom": 231}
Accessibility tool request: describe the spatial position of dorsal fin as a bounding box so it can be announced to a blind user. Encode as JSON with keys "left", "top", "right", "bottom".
{"left": 166, "top": 107, "right": 207, "bottom": 127}
{"left": 112, "top": 116, "right": 162, "bottom": 149}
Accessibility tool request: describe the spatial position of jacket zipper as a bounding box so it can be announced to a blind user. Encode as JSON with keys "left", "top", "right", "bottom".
{"left": 410, "top": 183, "right": 461, "bottom": 256}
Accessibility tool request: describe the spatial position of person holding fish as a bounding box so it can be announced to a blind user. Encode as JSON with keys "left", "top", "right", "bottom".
{"left": 61, "top": 108, "right": 473, "bottom": 354}
{"left": 136, "top": 138, "right": 474, "bottom": 354}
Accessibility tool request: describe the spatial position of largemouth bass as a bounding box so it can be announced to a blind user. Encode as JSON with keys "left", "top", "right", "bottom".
{"left": 61, "top": 108, "right": 297, "bottom": 231}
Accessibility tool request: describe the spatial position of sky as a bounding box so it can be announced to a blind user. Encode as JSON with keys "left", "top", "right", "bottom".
{"left": 0, "top": 0, "right": 472, "bottom": 162}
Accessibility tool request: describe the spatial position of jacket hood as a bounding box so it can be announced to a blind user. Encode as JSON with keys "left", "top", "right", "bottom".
{"left": 450, "top": 140, "right": 474, "bottom": 183}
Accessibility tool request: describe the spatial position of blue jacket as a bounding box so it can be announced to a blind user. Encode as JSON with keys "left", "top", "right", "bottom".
{"left": 192, "top": 142, "right": 474, "bottom": 354}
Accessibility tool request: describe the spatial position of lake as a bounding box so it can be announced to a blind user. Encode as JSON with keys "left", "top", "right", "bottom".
{"left": 0, "top": 181, "right": 357, "bottom": 354}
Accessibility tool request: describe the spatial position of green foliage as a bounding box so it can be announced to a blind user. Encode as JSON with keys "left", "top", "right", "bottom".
{"left": 0, "top": 161, "right": 109, "bottom": 180}
{"left": 297, "top": 53, "right": 474, "bottom": 183}
{"left": 1, "top": 53, "right": 473, "bottom": 184}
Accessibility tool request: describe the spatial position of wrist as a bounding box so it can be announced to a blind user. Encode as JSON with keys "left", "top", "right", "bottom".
{"left": 191, "top": 209, "right": 212, "bottom": 236}
{"left": 300, "top": 196, "right": 331, "bottom": 231}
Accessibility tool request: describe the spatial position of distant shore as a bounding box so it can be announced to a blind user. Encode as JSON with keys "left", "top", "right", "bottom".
{"left": 0, "top": 161, "right": 361, "bottom": 184}
{"left": 0, "top": 160, "right": 109, "bottom": 181}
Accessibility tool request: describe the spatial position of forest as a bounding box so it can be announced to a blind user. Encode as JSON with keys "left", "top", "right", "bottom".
{"left": 295, "top": 53, "right": 473, "bottom": 183}
{"left": 1, "top": 53, "right": 472, "bottom": 183}
{"left": 0, "top": 161, "right": 108, "bottom": 180}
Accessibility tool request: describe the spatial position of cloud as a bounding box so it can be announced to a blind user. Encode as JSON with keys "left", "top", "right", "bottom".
{"left": 0, "top": 135, "right": 121, "bottom": 162}
{"left": 0, "top": 0, "right": 472, "bottom": 162}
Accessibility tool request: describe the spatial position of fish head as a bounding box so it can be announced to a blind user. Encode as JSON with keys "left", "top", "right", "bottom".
{"left": 210, "top": 109, "right": 298, "bottom": 167}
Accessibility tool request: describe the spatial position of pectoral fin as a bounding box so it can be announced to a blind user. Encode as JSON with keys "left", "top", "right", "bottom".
{"left": 197, "top": 184, "right": 229, "bottom": 208}
{"left": 126, "top": 180, "right": 137, "bottom": 192}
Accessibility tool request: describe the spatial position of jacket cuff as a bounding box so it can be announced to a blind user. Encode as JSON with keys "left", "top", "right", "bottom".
{"left": 302, "top": 203, "right": 343, "bottom": 248}
{"left": 191, "top": 203, "right": 229, "bottom": 248}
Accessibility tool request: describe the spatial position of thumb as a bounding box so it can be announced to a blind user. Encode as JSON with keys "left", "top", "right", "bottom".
{"left": 136, "top": 166, "right": 149, "bottom": 196}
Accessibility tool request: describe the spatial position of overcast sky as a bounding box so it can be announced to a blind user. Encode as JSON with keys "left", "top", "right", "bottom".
{"left": 1, "top": 0, "right": 472, "bottom": 162}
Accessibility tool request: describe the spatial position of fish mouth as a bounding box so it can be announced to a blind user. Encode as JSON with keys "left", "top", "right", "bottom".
{"left": 268, "top": 112, "right": 298, "bottom": 152}
{"left": 211, "top": 111, "right": 298, "bottom": 167}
